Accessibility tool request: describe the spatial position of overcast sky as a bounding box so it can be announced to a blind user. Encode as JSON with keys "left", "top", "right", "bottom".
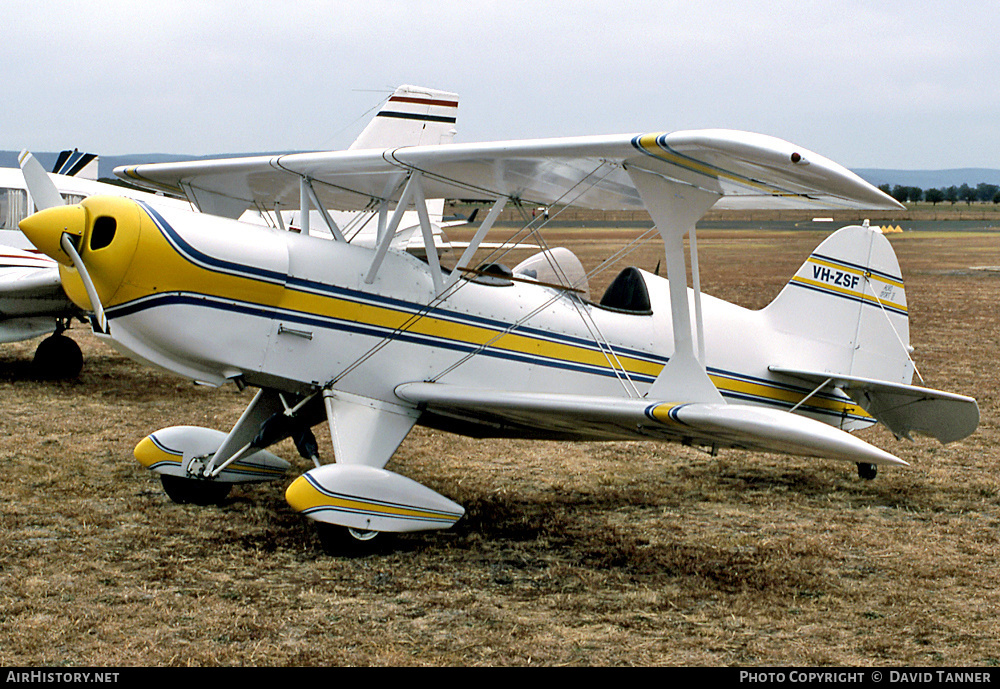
{"left": 3, "top": 0, "right": 996, "bottom": 170}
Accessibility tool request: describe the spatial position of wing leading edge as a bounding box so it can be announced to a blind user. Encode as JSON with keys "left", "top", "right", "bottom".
{"left": 394, "top": 382, "right": 905, "bottom": 466}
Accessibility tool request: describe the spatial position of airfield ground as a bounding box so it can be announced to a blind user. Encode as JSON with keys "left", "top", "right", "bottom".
{"left": 0, "top": 224, "right": 997, "bottom": 666}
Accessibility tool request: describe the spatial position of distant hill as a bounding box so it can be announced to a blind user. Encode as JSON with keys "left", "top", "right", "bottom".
{"left": 853, "top": 168, "right": 1000, "bottom": 189}
{"left": 2, "top": 150, "right": 998, "bottom": 191}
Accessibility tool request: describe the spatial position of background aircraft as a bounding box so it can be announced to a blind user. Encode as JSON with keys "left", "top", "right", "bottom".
{"left": 19, "top": 104, "right": 980, "bottom": 552}
{"left": 0, "top": 151, "right": 192, "bottom": 376}
{"left": 9, "top": 86, "right": 461, "bottom": 377}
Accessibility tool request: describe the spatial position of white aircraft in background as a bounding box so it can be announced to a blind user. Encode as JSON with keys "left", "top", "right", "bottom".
{"left": 232, "top": 85, "right": 501, "bottom": 255}
{"left": 0, "top": 151, "right": 191, "bottom": 377}
{"left": 20, "top": 97, "right": 979, "bottom": 552}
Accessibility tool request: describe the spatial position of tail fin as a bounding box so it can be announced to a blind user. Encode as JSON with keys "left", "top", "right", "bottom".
{"left": 349, "top": 85, "right": 458, "bottom": 150}
{"left": 52, "top": 150, "right": 99, "bottom": 180}
{"left": 765, "top": 224, "right": 913, "bottom": 385}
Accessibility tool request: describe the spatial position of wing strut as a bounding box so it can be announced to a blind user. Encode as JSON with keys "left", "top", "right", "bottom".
{"left": 299, "top": 177, "right": 346, "bottom": 241}
{"left": 445, "top": 195, "right": 509, "bottom": 289}
{"left": 626, "top": 166, "right": 723, "bottom": 403}
{"left": 364, "top": 172, "right": 445, "bottom": 293}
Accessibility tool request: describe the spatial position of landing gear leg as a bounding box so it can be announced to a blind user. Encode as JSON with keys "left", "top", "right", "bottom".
{"left": 160, "top": 474, "right": 231, "bottom": 506}
{"left": 857, "top": 462, "right": 878, "bottom": 480}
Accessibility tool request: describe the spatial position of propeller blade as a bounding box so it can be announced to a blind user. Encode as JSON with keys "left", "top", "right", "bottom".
{"left": 18, "top": 151, "right": 64, "bottom": 211}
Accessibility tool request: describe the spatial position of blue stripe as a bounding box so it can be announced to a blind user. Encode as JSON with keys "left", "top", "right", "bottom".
{"left": 108, "top": 291, "right": 865, "bottom": 421}
{"left": 127, "top": 203, "right": 865, "bottom": 420}
{"left": 137, "top": 201, "right": 286, "bottom": 285}
{"left": 136, "top": 200, "right": 669, "bottom": 368}
{"left": 789, "top": 280, "right": 908, "bottom": 317}
{"left": 811, "top": 252, "right": 902, "bottom": 285}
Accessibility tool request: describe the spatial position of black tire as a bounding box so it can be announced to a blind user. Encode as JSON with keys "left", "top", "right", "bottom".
{"left": 160, "top": 474, "right": 231, "bottom": 506}
{"left": 316, "top": 523, "right": 391, "bottom": 556}
{"left": 857, "top": 462, "right": 878, "bottom": 480}
{"left": 32, "top": 335, "right": 83, "bottom": 379}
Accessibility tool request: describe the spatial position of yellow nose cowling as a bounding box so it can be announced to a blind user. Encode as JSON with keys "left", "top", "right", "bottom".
{"left": 19, "top": 204, "right": 87, "bottom": 266}
{"left": 20, "top": 196, "right": 145, "bottom": 315}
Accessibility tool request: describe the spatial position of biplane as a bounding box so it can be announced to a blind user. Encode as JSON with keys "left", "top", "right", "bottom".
{"left": 18, "top": 89, "right": 979, "bottom": 550}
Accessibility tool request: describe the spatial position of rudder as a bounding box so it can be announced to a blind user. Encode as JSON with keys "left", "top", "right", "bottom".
{"left": 764, "top": 224, "right": 913, "bottom": 386}
{"left": 349, "top": 85, "right": 459, "bottom": 150}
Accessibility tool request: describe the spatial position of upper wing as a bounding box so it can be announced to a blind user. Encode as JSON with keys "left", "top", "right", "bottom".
{"left": 116, "top": 129, "right": 902, "bottom": 219}
{"left": 394, "top": 382, "right": 906, "bottom": 466}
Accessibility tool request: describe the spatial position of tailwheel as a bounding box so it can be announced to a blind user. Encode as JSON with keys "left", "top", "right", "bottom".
{"left": 315, "top": 523, "right": 392, "bottom": 556}
{"left": 32, "top": 334, "right": 83, "bottom": 379}
{"left": 160, "top": 474, "right": 231, "bottom": 506}
{"left": 857, "top": 462, "right": 878, "bottom": 480}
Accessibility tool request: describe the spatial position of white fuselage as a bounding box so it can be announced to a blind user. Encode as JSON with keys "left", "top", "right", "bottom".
{"left": 97, "top": 202, "right": 865, "bottom": 434}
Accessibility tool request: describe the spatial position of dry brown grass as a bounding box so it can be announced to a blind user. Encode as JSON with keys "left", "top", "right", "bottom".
{"left": 0, "top": 226, "right": 997, "bottom": 667}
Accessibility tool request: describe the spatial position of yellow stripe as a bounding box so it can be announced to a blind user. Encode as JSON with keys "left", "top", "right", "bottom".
{"left": 133, "top": 436, "right": 284, "bottom": 477}
{"left": 635, "top": 133, "right": 798, "bottom": 198}
{"left": 285, "top": 477, "right": 461, "bottom": 522}
{"left": 791, "top": 276, "right": 907, "bottom": 313}
{"left": 647, "top": 402, "right": 686, "bottom": 426}
{"left": 115, "top": 210, "right": 665, "bottom": 377}
{"left": 134, "top": 436, "right": 179, "bottom": 469}
{"left": 121, "top": 208, "right": 864, "bottom": 419}
{"left": 709, "top": 373, "right": 867, "bottom": 418}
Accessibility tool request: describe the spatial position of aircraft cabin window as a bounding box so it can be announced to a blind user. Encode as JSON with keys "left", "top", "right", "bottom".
{"left": 90, "top": 216, "right": 117, "bottom": 251}
{"left": 0, "top": 188, "right": 28, "bottom": 230}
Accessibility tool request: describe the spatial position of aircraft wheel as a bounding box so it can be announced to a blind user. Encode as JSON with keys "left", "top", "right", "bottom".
{"left": 857, "top": 462, "right": 878, "bottom": 480}
{"left": 316, "top": 524, "right": 391, "bottom": 556}
{"left": 160, "top": 474, "right": 231, "bottom": 506}
{"left": 32, "top": 334, "right": 83, "bottom": 379}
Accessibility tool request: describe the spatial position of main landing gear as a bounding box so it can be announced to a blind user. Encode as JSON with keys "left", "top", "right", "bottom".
{"left": 856, "top": 462, "right": 878, "bottom": 480}
{"left": 32, "top": 331, "right": 83, "bottom": 379}
{"left": 315, "top": 523, "right": 390, "bottom": 556}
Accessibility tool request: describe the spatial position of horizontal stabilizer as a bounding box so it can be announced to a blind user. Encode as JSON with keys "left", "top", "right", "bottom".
{"left": 134, "top": 425, "right": 290, "bottom": 483}
{"left": 285, "top": 464, "right": 465, "bottom": 533}
{"left": 395, "top": 383, "right": 905, "bottom": 465}
{"left": 770, "top": 367, "right": 980, "bottom": 444}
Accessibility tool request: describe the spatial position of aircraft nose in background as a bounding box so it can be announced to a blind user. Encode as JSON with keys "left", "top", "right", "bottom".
{"left": 19, "top": 205, "right": 86, "bottom": 266}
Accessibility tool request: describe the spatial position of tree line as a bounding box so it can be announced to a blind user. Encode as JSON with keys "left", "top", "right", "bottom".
{"left": 878, "top": 182, "right": 1000, "bottom": 205}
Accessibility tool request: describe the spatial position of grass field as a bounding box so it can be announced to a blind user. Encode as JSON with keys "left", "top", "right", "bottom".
{"left": 0, "top": 226, "right": 997, "bottom": 666}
